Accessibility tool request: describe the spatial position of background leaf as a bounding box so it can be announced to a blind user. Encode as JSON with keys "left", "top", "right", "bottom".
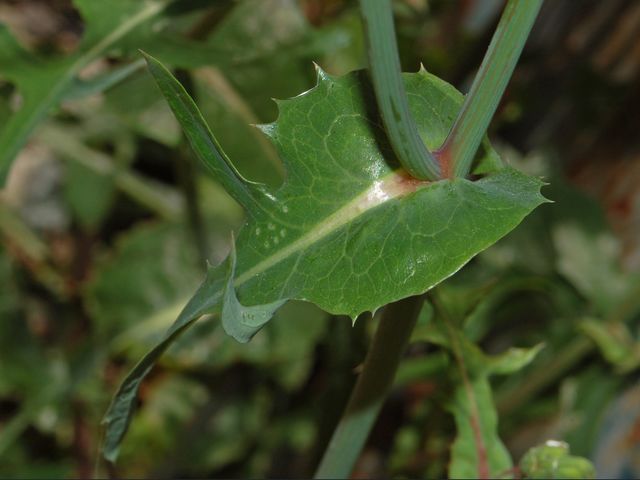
{"left": 519, "top": 441, "right": 595, "bottom": 479}
{"left": 433, "top": 312, "right": 542, "bottom": 479}
{"left": 0, "top": 0, "right": 230, "bottom": 183}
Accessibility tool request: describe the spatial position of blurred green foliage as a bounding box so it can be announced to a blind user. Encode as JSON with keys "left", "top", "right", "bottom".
{"left": 1, "top": 0, "right": 639, "bottom": 478}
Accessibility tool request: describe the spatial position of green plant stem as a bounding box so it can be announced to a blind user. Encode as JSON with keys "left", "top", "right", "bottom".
{"left": 308, "top": 316, "right": 367, "bottom": 472}
{"left": 436, "top": 0, "right": 543, "bottom": 178}
{"left": 314, "top": 295, "right": 423, "bottom": 479}
{"left": 359, "top": 0, "right": 440, "bottom": 181}
{"left": 430, "top": 290, "right": 495, "bottom": 479}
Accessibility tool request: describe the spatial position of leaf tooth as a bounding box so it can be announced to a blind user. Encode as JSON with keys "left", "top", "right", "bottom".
{"left": 269, "top": 64, "right": 334, "bottom": 117}
{"left": 313, "top": 61, "right": 333, "bottom": 85}
{"left": 254, "top": 122, "right": 277, "bottom": 139}
{"left": 418, "top": 62, "right": 428, "bottom": 74}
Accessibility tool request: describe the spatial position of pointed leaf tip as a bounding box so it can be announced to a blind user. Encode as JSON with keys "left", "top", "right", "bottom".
{"left": 142, "top": 52, "right": 260, "bottom": 209}
{"left": 313, "top": 62, "right": 332, "bottom": 84}
{"left": 255, "top": 122, "right": 277, "bottom": 138}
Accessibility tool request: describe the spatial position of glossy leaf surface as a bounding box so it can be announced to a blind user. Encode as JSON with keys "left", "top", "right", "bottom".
{"left": 102, "top": 56, "right": 547, "bottom": 461}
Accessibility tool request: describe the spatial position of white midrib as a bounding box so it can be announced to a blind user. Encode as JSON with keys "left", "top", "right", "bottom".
{"left": 234, "top": 170, "right": 425, "bottom": 287}
{"left": 147, "top": 173, "right": 419, "bottom": 335}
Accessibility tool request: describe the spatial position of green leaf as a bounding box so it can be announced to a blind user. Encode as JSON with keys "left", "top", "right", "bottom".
{"left": 103, "top": 56, "right": 546, "bottom": 461}
{"left": 141, "top": 51, "right": 259, "bottom": 208}
{"left": 437, "top": 320, "right": 542, "bottom": 479}
{"left": 88, "top": 220, "right": 323, "bottom": 403}
{"left": 485, "top": 343, "right": 545, "bottom": 375}
{"left": 221, "top": 242, "right": 287, "bottom": 343}
{"left": 421, "top": 298, "right": 543, "bottom": 478}
{"left": 449, "top": 376, "right": 511, "bottom": 479}
{"left": 519, "top": 441, "right": 596, "bottom": 479}
{"left": 0, "top": 0, "right": 225, "bottom": 184}
{"left": 0, "top": 1, "right": 160, "bottom": 182}
{"left": 447, "top": 346, "right": 544, "bottom": 479}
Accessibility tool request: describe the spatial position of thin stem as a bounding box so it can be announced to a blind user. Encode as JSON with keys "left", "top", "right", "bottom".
{"left": 308, "top": 316, "right": 366, "bottom": 472}
{"left": 314, "top": 295, "right": 423, "bottom": 479}
{"left": 436, "top": 0, "right": 543, "bottom": 178}
{"left": 360, "top": 0, "right": 440, "bottom": 181}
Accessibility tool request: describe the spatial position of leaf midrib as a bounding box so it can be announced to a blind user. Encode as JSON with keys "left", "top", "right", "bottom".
{"left": 235, "top": 169, "right": 429, "bottom": 287}
{"left": 163, "top": 169, "right": 428, "bottom": 325}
